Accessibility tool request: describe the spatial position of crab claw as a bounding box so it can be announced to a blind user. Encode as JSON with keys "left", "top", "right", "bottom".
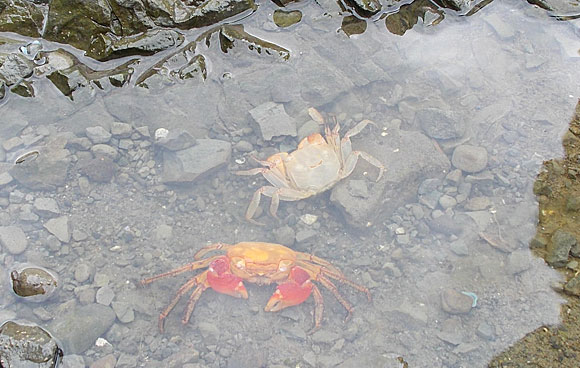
{"left": 265, "top": 266, "right": 313, "bottom": 312}
{"left": 207, "top": 257, "right": 248, "bottom": 299}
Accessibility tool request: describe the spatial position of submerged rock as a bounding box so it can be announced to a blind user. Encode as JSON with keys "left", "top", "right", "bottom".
{"left": 273, "top": 9, "right": 302, "bottom": 28}
{"left": 11, "top": 266, "right": 59, "bottom": 302}
{"left": 10, "top": 141, "right": 71, "bottom": 190}
{"left": 0, "top": 225, "right": 28, "bottom": 255}
{"left": 250, "top": 101, "right": 297, "bottom": 140}
{"left": 0, "top": 320, "right": 63, "bottom": 368}
{"left": 341, "top": 16, "right": 367, "bottom": 36}
{"left": 161, "top": 138, "right": 232, "bottom": 183}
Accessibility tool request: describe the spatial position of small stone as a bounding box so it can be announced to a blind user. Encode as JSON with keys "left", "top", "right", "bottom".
{"left": 249, "top": 102, "right": 296, "bottom": 140}
{"left": 445, "top": 169, "right": 462, "bottom": 184}
{"left": 0, "top": 225, "right": 28, "bottom": 254}
{"left": 564, "top": 274, "right": 580, "bottom": 297}
{"left": 96, "top": 286, "right": 115, "bottom": 306}
{"left": 110, "top": 122, "right": 133, "bottom": 138}
{"left": 439, "top": 194, "right": 457, "bottom": 209}
{"left": 233, "top": 140, "right": 253, "bottom": 152}
{"left": 295, "top": 229, "right": 317, "bottom": 243}
{"left": 440, "top": 289, "right": 473, "bottom": 314}
{"left": 464, "top": 196, "right": 491, "bottom": 211}
{"left": 91, "top": 144, "right": 119, "bottom": 160}
{"left": 72, "top": 229, "right": 88, "bottom": 242}
{"left": 450, "top": 239, "right": 469, "bottom": 256}
{"left": 33, "top": 197, "right": 61, "bottom": 217}
{"left": 90, "top": 354, "right": 117, "bottom": 368}
{"left": 476, "top": 321, "right": 496, "bottom": 341}
{"left": 135, "top": 126, "right": 150, "bottom": 137}
{"left": 2, "top": 136, "right": 24, "bottom": 151}
{"left": 311, "top": 330, "right": 340, "bottom": 344}
{"left": 273, "top": 9, "right": 302, "bottom": 28}
{"left": 86, "top": 126, "right": 112, "bottom": 144}
{"left": 347, "top": 179, "right": 369, "bottom": 198}
{"left": 507, "top": 250, "right": 531, "bottom": 274}
{"left": 111, "top": 301, "right": 135, "bottom": 323}
{"left": 155, "top": 224, "right": 173, "bottom": 241}
{"left": 274, "top": 225, "right": 295, "bottom": 247}
{"left": 10, "top": 266, "right": 58, "bottom": 301}
{"left": 74, "top": 263, "right": 92, "bottom": 283}
{"left": 0, "top": 171, "right": 13, "bottom": 187}
{"left": 566, "top": 196, "right": 580, "bottom": 212}
{"left": 44, "top": 216, "right": 71, "bottom": 243}
{"left": 451, "top": 145, "right": 488, "bottom": 173}
{"left": 299, "top": 214, "right": 318, "bottom": 225}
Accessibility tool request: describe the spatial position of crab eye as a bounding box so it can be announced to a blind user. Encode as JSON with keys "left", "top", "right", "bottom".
{"left": 278, "top": 260, "right": 293, "bottom": 272}
{"left": 232, "top": 257, "right": 245, "bottom": 269}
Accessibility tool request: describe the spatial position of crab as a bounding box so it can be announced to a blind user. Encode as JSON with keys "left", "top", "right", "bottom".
{"left": 141, "top": 241, "right": 371, "bottom": 332}
{"left": 236, "top": 108, "right": 385, "bottom": 224}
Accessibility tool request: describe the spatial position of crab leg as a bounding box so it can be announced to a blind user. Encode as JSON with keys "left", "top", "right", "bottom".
{"left": 141, "top": 257, "right": 218, "bottom": 284}
{"left": 316, "top": 273, "right": 356, "bottom": 323}
{"left": 342, "top": 151, "right": 385, "bottom": 182}
{"left": 156, "top": 272, "right": 209, "bottom": 332}
{"left": 295, "top": 253, "right": 343, "bottom": 276}
{"left": 309, "top": 284, "right": 324, "bottom": 334}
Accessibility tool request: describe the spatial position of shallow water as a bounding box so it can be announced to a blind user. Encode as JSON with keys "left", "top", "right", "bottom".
{"left": 1, "top": 0, "right": 580, "bottom": 367}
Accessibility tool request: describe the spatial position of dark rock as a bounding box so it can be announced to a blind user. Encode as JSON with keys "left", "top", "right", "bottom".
{"left": 11, "top": 266, "right": 58, "bottom": 302}
{"left": 156, "top": 129, "right": 196, "bottom": 151}
{"left": 273, "top": 9, "right": 302, "bottom": 27}
{"left": 341, "top": 15, "right": 367, "bottom": 36}
{"left": 566, "top": 196, "right": 580, "bottom": 212}
{"left": 79, "top": 156, "right": 117, "bottom": 183}
{"left": 11, "top": 80, "right": 35, "bottom": 97}
{"left": 546, "top": 229, "right": 576, "bottom": 267}
{"left": 0, "top": 321, "right": 63, "bottom": 368}
{"left": 564, "top": 274, "right": 580, "bottom": 297}
{"left": 0, "top": 0, "right": 44, "bottom": 37}
{"left": 346, "top": 0, "right": 381, "bottom": 16}
{"left": 162, "top": 139, "right": 232, "bottom": 183}
{"left": 331, "top": 125, "right": 450, "bottom": 228}
{"left": 50, "top": 303, "right": 116, "bottom": 354}
{"left": 250, "top": 101, "right": 296, "bottom": 140}
{"left": 415, "top": 108, "right": 464, "bottom": 140}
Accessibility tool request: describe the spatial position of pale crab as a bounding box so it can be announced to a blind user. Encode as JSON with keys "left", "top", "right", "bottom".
{"left": 236, "top": 108, "right": 385, "bottom": 224}
{"left": 141, "top": 241, "right": 371, "bottom": 332}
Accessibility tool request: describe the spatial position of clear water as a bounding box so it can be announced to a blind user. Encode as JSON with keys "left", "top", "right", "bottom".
{"left": 1, "top": 0, "right": 579, "bottom": 366}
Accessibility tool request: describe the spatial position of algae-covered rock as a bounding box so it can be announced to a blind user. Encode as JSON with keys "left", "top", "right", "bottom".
{"left": 346, "top": 0, "right": 382, "bottom": 16}
{"left": 341, "top": 15, "right": 367, "bottom": 36}
{"left": 0, "top": 321, "right": 63, "bottom": 368}
{"left": 273, "top": 9, "right": 302, "bottom": 28}
{"left": 0, "top": 0, "right": 44, "bottom": 37}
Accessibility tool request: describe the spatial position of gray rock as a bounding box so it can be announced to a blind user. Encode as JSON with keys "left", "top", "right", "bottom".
{"left": 249, "top": 102, "right": 296, "bottom": 140}
{"left": 2, "top": 136, "right": 23, "bottom": 151}
{"left": 85, "top": 126, "right": 112, "bottom": 144}
{"left": 331, "top": 126, "right": 450, "bottom": 228}
{"left": 96, "top": 286, "right": 115, "bottom": 306}
{"left": 440, "top": 289, "right": 473, "bottom": 314}
{"left": 564, "top": 274, "right": 580, "bottom": 297}
{"left": 156, "top": 129, "right": 196, "bottom": 151}
{"left": 50, "top": 303, "right": 115, "bottom": 354}
{"left": 464, "top": 196, "right": 491, "bottom": 211}
{"left": 0, "top": 321, "right": 63, "bottom": 368}
{"left": 111, "top": 301, "right": 135, "bottom": 323}
{"left": 10, "top": 145, "right": 71, "bottom": 190}
{"left": 233, "top": 140, "right": 253, "bottom": 152}
{"left": 546, "top": 229, "right": 576, "bottom": 267}
{"left": 154, "top": 224, "right": 173, "bottom": 241}
{"left": 0, "top": 171, "right": 14, "bottom": 187}
{"left": 88, "top": 354, "right": 116, "bottom": 368}
{"left": 311, "top": 330, "right": 340, "bottom": 344}
{"left": 197, "top": 321, "right": 220, "bottom": 345}
{"left": 451, "top": 145, "right": 488, "bottom": 173}
{"left": 297, "top": 120, "right": 320, "bottom": 141}
{"left": 89, "top": 29, "right": 184, "bottom": 61}
{"left": 295, "top": 229, "right": 317, "bottom": 243}
{"left": 110, "top": 122, "right": 133, "bottom": 138}
{"left": 0, "top": 225, "right": 28, "bottom": 254}
{"left": 61, "top": 354, "right": 85, "bottom": 368}
{"left": 274, "top": 225, "right": 295, "bottom": 246}
{"left": 476, "top": 321, "right": 496, "bottom": 341}
{"left": 74, "top": 263, "right": 92, "bottom": 283}
{"left": 391, "top": 301, "right": 428, "bottom": 328}
{"left": 439, "top": 194, "right": 457, "bottom": 209}
{"left": 91, "top": 144, "right": 119, "bottom": 161}
{"left": 162, "top": 139, "right": 232, "bottom": 183}
{"left": 566, "top": 196, "right": 580, "bottom": 212}
{"left": 415, "top": 108, "right": 465, "bottom": 140}
{"left": 450, "top": 239, "right": 469, "bottom": 256}
{"left": 33, "top": 197, "right": 61, "bottom": 218}
{"left": 0, "top": 53, "right": 34, "bottom": 85}
{"left": 43, "top": 216, "right": 71, "bottom": 243}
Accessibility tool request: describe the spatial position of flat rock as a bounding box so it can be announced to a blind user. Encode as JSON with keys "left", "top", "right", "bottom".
{"left": 50, "top": 303, "right": 115, "bottom": 354}
{"left": 33, "top": 197, "right": 61, "bottom": 218}
{"left": 564, "top": 274, "right": 580, "bottom": 297}
{"left": 440, "top": 289, "right": 473, "bottom": 314}
{"left": 85, "top": 126, "right": 111, "bottom": 144}
{"left": 249, "top": 102, "right": 296, "bottom": 140}
{"left": 547, "top": 229, "right": 576, "bottom": 267}
{"left": 43, "top": 216, "right": 71, "bottom": 243}
{"left": 162, "top": 139, "right": 231, "bottom": 183}
{"left": 451, "top": 145, "right": 488, "bottom": 173}
{"left": 0, "top": 225, "right": 28, "bottom": 254}
{"left": 331, "top": 125, "right": 450, "bottom": 228}
{"left": 10, "top": 146, "right": 71, "bottom": 190}
{"left": 415, "top": 108, "right": 464, "bottom": 140}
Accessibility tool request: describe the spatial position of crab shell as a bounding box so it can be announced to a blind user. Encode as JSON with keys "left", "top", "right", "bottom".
{"left": 141, "top": 242, "right": 371, "bottom": 332}
{"left": 236, "top": 118, "right": 385, "bottom": 224}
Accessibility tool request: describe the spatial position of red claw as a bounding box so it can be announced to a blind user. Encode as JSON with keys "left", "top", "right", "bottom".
{"left": 265, "top": 266, "right": 313, "bottom": 312}
{"left": 207, "top": 257, "right": 248, "bottom": 299}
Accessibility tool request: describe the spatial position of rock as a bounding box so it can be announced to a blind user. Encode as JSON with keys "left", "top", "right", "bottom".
{"left": 391, "top": 301, "right": 428, "bottom": 328}
{"left": 33, "top": 197, "right": 61, "bottom": 218}
{"left": 50, "top": 303, "right": 116, "bottom": 354}
{"left": 274, "top": 225, "right": 295, "bottom": 246}
{"left": 451, "top": 145, "right": 488, "bottom": 173}
{"left": 154, "top": 224, "right": 173, "bottom": 241}
{"left": 273, "top": 10, "right": 302, "bottom": 28}
{"left": 10, "top": 143, "right": 71, "bottom": 191}
{"left": 564, "top": 274, "right": 580, "bottom": 297}
{"left": 464, "top": 196, "right": 491, "bottom": 211}
{"left": 341, "top": 15, "right": 367, "bottom": 36}
{"left": 110, "top": 122, "right": 133, "bottom": 137}
{"left": 62, "top": 354, "right": 86, "bottom": 368}
{"left": 331, "top": 125, "right": 450, "bottom": 227}
{"left": 295, "top": 229, "right": 317, "bottom": 243}
{"left": 439, "top": 194, "right": 457, "bottom": 209}
{"left": 0, "top": 53, "right": 34, "bottom": 85}
{"left": 86, "top": 126, "right": 112, "bottom": 144}
{"left": 218, "top": 25, "right": 290, "bottom": 61}
{"left": 197, "top": 321, "right": 220, "bottom": 345}
{"left": 162, "top": 139, "right": 232, "bottom": 183}
{"left": 2, "top": 136, "right": 23, "bottom": 151}
{"left": 0, "top": 171, "right": 13, "bottom": 187}
{"left": 10, "top": 266, "right": 58, "bottom": 302}
{"left": 89, "top": 29, "right": 185, "bottom": 61}
{"left": 567, "top": 196, "right": 580, "bottom": 212}
{"left": 91, "top": 144, "right": 119, "bottom": 161}
{"left": 74, "top": 263, "right": 92, "bottom": 283}
{"left": 90, "top": 354, "right": 117, "bottom": 368}
{"left": 0, "top": 320, "right": 63, "bottom": 368}
{"left": 249, "top": 101, "right": 296, "bottom": 140}
{"left": 227, "top": 345, "right": 266, "bottom": 368}
{"left": 347, "top": 0, "right": 381, "bottom": 15}
{"left": 476, "top": 321, "right": 496, "bottom": 341}
{"left": 440, "top": 289, "right": 473, "bottom": 314}
{"left": 0, "top": 0, "right": 44, "bottom": 37}
{"left": 450, "top": 239, "right": 469, "bottom": 256}
{"left": 0, "top": 225, "right": 28, "bottom": 254}
{"left": 415, "top": 108, "right": 464, "bottom": 140}
{"left": 111, "top": 301, "right": 135, "bottom": 323}
{"left": 156, "top": 129, "right": 196, "bottom": 151}
{"left": 96, "top": 286, "right": 115, "bottom": 306}
{"left": 311, "top": 330, "right": 340, "bottom": 344}
{"left": 79, "top": 156, "right": 117, "bottom": 183}
{"left": 437, "top": 318, "right": 464, "bottom": 345}
{"left": 43, "top": 216, "right": 71, "bottom": 243}
{"left": 546, "top": 229, "right": 576, "bottom": 267}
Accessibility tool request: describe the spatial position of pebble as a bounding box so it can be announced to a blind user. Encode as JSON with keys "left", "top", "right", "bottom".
{"left": 62, "top": 354, "right": 86, "bottom": 368}
{"left": 233, "top": 140, "right": 253, "bottom": 152}
{"left": 44, "top": 216, "right": 71, "bottom": 243}
{"left": 33, "top": 197, "right": 61, "bottom": 217}
{"left": 249, "top": 102, "right": 296, "bottom": 140}
{"left": 89, "top": 354, "right": 116, "bottom": 368}
{"left": 86, "top": 126, "right": 112, "bottom": 144}
{"left": 438, "top": 194, "right": 457, "bottom": 209}
{"left": 476, "top": 321, "right": 496, "bottom": 341}
{"left": 464, "top": 196, "right": 491, "bottom": 211}
{"left": 74, "top": 263, "right": 92, "bottom": 283}
{"left": 0, "top": 171, "right": 13, "bottom": 187}
{"left": 154, "top": 224, "right": 173, "bottom": 241}
{"left": 507, "top": 249, "right": 531, "bottom": 274}
{"left": 0, "top": 225, "right": 28, "bottom": 254}
{"left": 96, "top": 286, "right": 115, "bottom": 306}
{"left": 111, "top": 122, "right": 133, "bottom": 137}
{"left": 2, "top": 136, "right": 24, "bottom": 151}
{"left": 91, "top": 144, "right": 119, "bottom": 160}
{"left": 451, "top": 145, "right": 488, "bottom": 173}
{"left": 111, "top": 301, "right": 135, "bottom": 323}
{"left": 295, "top": 229, "right": 317, "bottom": 243}
{"left": 440, "top": 289, "right": 473, "bottom": 314}
{"left": 274, "top": 225, "right": 295, "bottom": 246}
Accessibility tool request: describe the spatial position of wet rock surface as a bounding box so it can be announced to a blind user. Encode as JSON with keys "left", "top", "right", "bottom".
{"left": 0, "top": 320, "right": 63, "bottom": 368}
{"left": 11, "top": 266, "right": 58, "bottom": 301}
